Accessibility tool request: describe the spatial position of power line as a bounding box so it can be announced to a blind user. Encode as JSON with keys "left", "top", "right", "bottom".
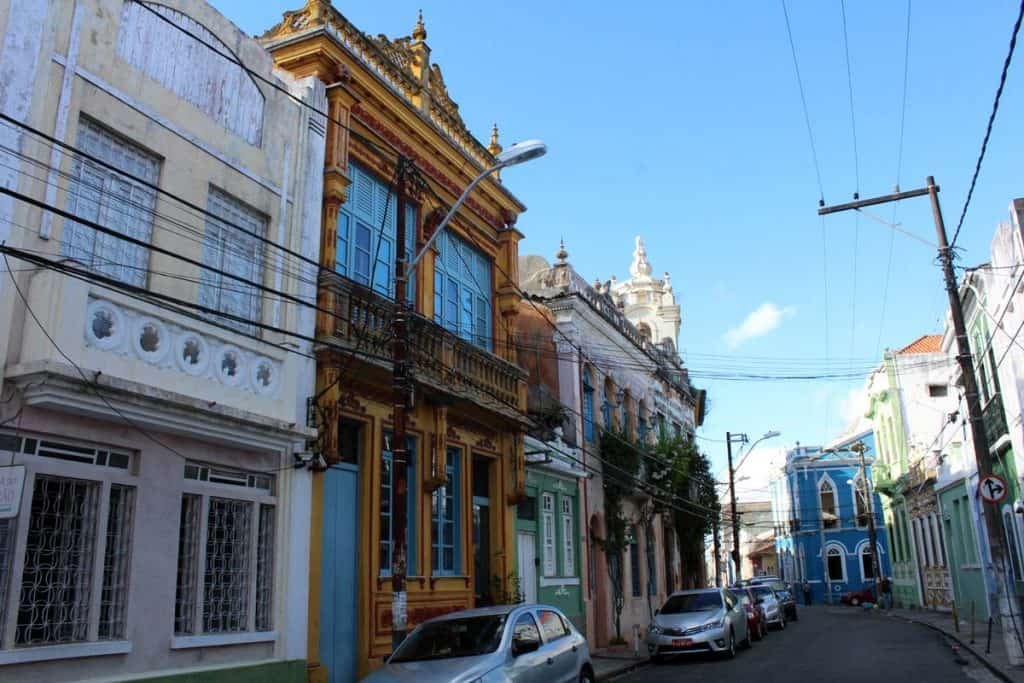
{"left": 781, "top": 0, "right": 826, "bottom": 202}
{"left": 950, "top": 0, "right": 1024, "bottom": 248}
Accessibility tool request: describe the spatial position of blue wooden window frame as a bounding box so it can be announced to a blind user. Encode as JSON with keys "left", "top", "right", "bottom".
{"left": 336, "top": 163, "right": 415, "bottom": 302}
{"left": 432, "top": 447, "right": 461, "bottom": 575}
{"left": 646, "top": 527, "right": 657, "bottom": 596}
{"left": 432, "top": 230, "right": 492, "bottom": 350}
{"left": 601, "top": 397, "right": 612, "bottom": 430}
{"left": 380, "top": 433, "right": 417, "bottom": 576}
{"left": 582, "top": 369, "right": 595, "bottom": 443}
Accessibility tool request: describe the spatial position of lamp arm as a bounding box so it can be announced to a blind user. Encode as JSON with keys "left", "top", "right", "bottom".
{"left": 409, "top": 163, "right": 503, "bottom": 271}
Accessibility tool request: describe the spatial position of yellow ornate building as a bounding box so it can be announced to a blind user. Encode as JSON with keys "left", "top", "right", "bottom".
{"left": 260, "top": 2, "right": 530, "bottom": 680}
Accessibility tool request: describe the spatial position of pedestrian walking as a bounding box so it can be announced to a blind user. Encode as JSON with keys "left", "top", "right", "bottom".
{"left": 880, "top": 576, "right": 893, "bottom": 609}
{"left": 803, "top": 580, "right": 812, "bottom": 606}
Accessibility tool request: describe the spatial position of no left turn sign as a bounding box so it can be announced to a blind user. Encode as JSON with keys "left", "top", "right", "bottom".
{"left": 979, "top": 474, "right": 1009, "bottom": 504}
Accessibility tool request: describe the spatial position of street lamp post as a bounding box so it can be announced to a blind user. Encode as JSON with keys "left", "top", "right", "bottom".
{"left": 389, "top": 140, "right": 546, "bottom": 651}
{"left": 850, "top": 441, "right": 882, "bottom": 602}
{"left": 726, "top": 430, "right": 780, "bottom": 583}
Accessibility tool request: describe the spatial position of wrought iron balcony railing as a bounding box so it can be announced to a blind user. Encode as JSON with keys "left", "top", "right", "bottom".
{"left": 982, "top": 392, "right": 1009, "bottom": 446}
{"left": 318, "top": 271, "right": 526, "bottom": 415}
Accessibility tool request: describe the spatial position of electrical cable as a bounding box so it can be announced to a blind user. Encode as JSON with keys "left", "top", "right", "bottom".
{"left": 950, "top": 0, "right": 1024, "bottom": 249}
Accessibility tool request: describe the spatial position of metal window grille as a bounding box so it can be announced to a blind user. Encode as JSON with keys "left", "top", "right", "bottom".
{"left": 0, "top": 518, "right": 14, "bottom": 638}
{"left": 16, "top": 475, "right": 100, "bottom": 646}
{"left": 203, "top": 498, "right": 252, "bottom": 633}
{"left": 255, "top": 504, "right": 275, "bottom": 632}
{"left": 174, "top": 494, "right": 201, "bottom": 635}
{"left": 99, "top": 485, "right": 135, "bottom": 640}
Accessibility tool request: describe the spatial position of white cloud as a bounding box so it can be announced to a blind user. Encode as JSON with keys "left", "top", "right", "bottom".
{"left": 722, "top": 302, "right": 795, "bottom": 349}
{"left": 836, "top": 385, "right": 870, "bottom": 435}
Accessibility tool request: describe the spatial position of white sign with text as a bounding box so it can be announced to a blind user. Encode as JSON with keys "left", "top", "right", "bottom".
{"left": 0, "top": 465, "right": 26, "bottom": 519}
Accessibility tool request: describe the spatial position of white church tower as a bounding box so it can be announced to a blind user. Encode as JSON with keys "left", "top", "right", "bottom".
{"left": 610, "top": 236, "right": 682, "bottom": 352}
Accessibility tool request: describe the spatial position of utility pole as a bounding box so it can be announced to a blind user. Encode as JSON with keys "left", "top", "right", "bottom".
{"left": 820, "top": 177, "right": 1023, "bottom": 663}
{"left": 727, "top": 432, "right": 741, "bottom": 583}
{"left": 852, "top": 441, "right": 881, "bottom": 601}
{"left": 390, "top": 157, "right": 413, "bottom": 651}
{"left": 712, "top": 515, "right": 722, "bottom": 587}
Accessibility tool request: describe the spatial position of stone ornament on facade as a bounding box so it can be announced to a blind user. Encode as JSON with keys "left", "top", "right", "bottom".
{"left": 84, "top": 297, "right": 281, "bottom": 398}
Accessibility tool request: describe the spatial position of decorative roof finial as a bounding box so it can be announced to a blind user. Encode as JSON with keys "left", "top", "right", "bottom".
{"left": 630, "top": 235, "right": 653, "bottom": 279}
{"left": 555, "top": 238, "right": 569, "bottom": 264}
{"left": 487, "top": 123, "right": 503, "bottom": 157}
{"left": 664, "top": 271, "right": 672, "bottom": 290}
{"left": 412, "top": 9, "right": 427, "bottom": 41}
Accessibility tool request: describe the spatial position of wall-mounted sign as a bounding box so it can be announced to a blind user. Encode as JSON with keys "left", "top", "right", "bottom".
{"left": 979, "top": 474, "right": 1008, "bottom": 504}
{"left": 0, "top": 465, "right": 26, "bottom": 519}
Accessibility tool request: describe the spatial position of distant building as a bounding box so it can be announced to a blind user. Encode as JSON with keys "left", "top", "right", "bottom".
{"left": 867, "top": 334, "right": 957, "bottom": 610}
{"left": 771, "top": 431, "right": 892, "bottom": 604}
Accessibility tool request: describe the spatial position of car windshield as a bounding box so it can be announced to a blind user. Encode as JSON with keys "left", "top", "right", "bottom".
{"left": 752, "top": 586, "right": 775, "bottom": 599}
{"left": 729, "top": 590, "right": 752, "bottom": 605}
{"left": 660, "top": 592, "right": 723, "bottom": 614}
{"left": 390, "top": 615, "right": 507, "bottom": 662}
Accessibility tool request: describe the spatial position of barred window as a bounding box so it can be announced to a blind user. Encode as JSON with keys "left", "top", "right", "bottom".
{"left": 174, "top": 462, "right": 275, "bottom": 637}
{"left": 0, "top": 433, "right": 139, "bottom": 655}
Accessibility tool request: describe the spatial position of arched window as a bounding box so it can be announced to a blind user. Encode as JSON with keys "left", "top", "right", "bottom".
{"left": 853, "top": 476, "right": 871, "bottom": 528}
{"left": 859, "top": 544, "right": 876, "bottom": 581}
{"left": 582, "top": 368, "right": 595, "bottom": 443}
{"left": 826, "top": 546, "right": 846, "bottom": 582}
{"left": 819, "top": 478, "right": 838, "bottom": 529}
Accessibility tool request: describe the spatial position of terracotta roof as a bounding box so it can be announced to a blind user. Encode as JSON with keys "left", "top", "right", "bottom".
{"left": 895, "top": 334, "right": 942, "bottom": 355}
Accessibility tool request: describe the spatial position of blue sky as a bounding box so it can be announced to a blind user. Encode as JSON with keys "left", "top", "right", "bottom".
{"left": 214, "top": 0, "right": 1024, "bottom": 476}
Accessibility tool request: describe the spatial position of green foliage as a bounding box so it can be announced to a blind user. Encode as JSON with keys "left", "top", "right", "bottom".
{"left": 597, "top": 427, "right": 642, "bottom": 556}
{"left": 490, "top": 572, "right": 525, "bottom": 605}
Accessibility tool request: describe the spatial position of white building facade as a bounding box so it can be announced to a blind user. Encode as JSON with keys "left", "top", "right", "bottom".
{"left": 521, "top": 238, "right": 702, "bottom": 649}
{"left": 0, "top": 1, "right": 322, "bottom": 680}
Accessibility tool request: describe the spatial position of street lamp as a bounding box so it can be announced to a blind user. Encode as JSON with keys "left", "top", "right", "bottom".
{"left": 389, "top": 139, "right": 545, "bottom": 651}
{"left": 410, "top": 139, "right": 547, "bottom": 269}
{"left": 726, "top": 430, "right": 781, "bottom": 583}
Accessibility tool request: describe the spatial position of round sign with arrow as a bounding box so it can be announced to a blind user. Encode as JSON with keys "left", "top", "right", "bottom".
{"left": 978, "top": 474, "right": 1009, "bottom": 504}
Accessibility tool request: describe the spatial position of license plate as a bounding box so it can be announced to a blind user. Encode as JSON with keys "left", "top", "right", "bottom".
{"left": 671, "top": 638, "right": 692, "bottom": 647}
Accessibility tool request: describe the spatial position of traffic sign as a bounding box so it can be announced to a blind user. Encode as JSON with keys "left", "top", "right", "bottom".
{"left": 978, "top": 474, "right": 1008, "bottom": 504}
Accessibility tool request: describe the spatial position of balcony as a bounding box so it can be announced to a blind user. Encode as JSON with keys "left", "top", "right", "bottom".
{"left": 318, "top": 271, "right": 527, "bottom": 422}
{"left": 982, "top": 392, "right": 1009, "bottom": 447}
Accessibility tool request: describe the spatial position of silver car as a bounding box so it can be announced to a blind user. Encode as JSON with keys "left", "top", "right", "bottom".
{"left": 645, "top": 587, "right": 751, "bottom": 661}
{"left": 749, "top": 584, "right": 786, "bottom": 630}
{"left": 360, "top": 604, "right": 594, "bottom": 683}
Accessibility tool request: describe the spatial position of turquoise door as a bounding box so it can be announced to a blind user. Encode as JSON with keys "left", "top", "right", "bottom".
{"left": 321, "top": 464, "right": 360, "bottom": 682}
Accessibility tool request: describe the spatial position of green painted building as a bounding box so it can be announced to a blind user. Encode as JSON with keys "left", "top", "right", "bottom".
{"left": 515, "top": 434, "right": 587, "bottom": 632}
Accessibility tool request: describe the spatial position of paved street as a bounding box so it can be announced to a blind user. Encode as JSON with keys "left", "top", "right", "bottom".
{"left": 613, "top": 607, "right": 1000, "bottom": 683}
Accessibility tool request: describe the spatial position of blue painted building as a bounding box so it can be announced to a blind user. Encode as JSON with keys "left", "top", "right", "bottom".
{"left": 771, "top": 430, "right": 892, "bottom": 604}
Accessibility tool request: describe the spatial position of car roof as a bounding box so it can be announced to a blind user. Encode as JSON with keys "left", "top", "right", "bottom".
{"left": 425, "top": 603, "right": 564, "bottom": 623}
{"left": 667, "top": 588, "right": 722, "bottom": 597}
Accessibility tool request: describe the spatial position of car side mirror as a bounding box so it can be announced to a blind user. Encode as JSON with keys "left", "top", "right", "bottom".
{"left": 512, "top": 635, "right": 541, "bottom": 657}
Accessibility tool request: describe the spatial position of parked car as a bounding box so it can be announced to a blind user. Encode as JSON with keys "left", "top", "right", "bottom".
{"left": 749, "top": 584, "right": 786, "bottom": 631}
{"left": 646, "top": 587, "right": 751, "bottom": 662}
{"left": 749, "top": 576, "right": 799, "bottom": 621}
{"left": 360, "top": 604, "right": 594, "bottom": 683}
{"left": 841, "top": 584, "right": 878, "bottom": 606}
{"left": 729, "top": 587, "right": 768, "bottom": 641}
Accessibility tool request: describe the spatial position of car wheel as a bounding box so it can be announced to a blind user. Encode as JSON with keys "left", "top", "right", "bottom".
{"left": 753, "top": 621, "right": 763, "bottom": 641}
{"left": 761, "top": 621, "right": 768, "bottom": 638}
{"left": 725, "top": 629, "right": 737, "bottom": 659}
{"left": 851, "top": 597, "right": 860, "bottom": 607}
{"left": 579, "top": 667, "right": 595, "bottom": 682}
{"left": 743, "top": 625, "right": 753, "bottom": 649}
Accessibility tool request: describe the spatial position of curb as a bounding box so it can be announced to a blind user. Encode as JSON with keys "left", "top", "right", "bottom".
{"left": 593, "top": 657, "right": 649, "bottom": 682}
{"left": 887, "top": 613, "right": 1012, "bottom": 683}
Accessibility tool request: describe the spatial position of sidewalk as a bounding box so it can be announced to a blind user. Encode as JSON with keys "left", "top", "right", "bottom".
{"left": 878, "top": 607, "right": 1024, "bottom": 683}
{"left": 589, "top": 644, "right": 649, "bottom": 681}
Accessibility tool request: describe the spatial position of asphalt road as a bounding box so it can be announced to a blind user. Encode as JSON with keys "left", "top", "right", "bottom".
{"left": 613, "top": 606, "right": 999, "bottom": 683}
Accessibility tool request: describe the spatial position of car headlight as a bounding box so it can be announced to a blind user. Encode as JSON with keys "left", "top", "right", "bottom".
{"left": 649, "top": 625, "right": 662, "bottom": 635}
{"left": 698, "top": 618, "right": 724, "bottom": 632}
